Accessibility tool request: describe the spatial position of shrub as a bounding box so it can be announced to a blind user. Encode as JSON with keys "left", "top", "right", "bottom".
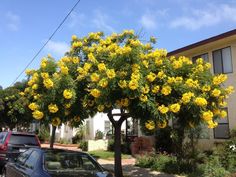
{"left": 108, "top": 139, "right": 114, "bottom": 151}
{"left": 201, "top": 156, "right": 230, "bottom": 177}
{"left": 95, "top": 130, "right": 104, "bottom": 140}
{"left": 59, "top": 138, "right": 70, "bottom": 144}
{"left": 136, "top": 154, "right": 155, "bottom": 168}
{"left": 37, "top": 125, "right": 50, "bottom": 142}
{"left": 79, "top": 140, "right": 88, "bottom": 151}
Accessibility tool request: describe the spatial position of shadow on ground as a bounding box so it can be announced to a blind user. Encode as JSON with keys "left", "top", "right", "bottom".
{"left": 101, "top": 164, "right": 177, "bottom": 177}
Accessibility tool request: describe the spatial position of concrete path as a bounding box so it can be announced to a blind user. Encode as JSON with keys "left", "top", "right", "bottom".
{"left": 98, "top": 159, "right": 184, "bottom": 177}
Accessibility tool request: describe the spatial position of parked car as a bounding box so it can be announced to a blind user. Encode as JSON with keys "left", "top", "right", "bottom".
{"left": 0, "top": 131, "right": 41, "bottom": 170}
{"left": 3, "top": 148, "right": 113, "bottom": 177}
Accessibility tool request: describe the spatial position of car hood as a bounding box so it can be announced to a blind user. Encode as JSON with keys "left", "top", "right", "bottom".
{"left": 49, "top": 171, "right": 112, "bottom": 177}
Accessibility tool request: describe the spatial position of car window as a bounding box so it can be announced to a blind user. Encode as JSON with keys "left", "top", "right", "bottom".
{"left": 0, "top": 132, "right": 7, "bottom": 144}
{"left": 16, "top": 149, "right": 33, "bottom": 165}
{"left": 24, "top": 151, "right": 40, "bottom": 170}
{"left": 9, "top": 134, "right": 38, "bottom": 146}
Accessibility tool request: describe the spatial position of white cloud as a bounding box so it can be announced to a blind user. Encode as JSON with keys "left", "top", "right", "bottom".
{"left": 170, "top": 3, "right": 236, "bottom": 30}
{"left": 140, "top": 14, "right": 157, "bottom": 30}
{"left": 67, "top": 12, "right": 86, "bottom": 28}
{"left": 6, "top": 11, "right": 20, "bottom": 31}
{"left": 92, "top": 10, "right": 115, "bottom": 33}
{"left": 45, "top": 40, "right": 70, "bottom": 57}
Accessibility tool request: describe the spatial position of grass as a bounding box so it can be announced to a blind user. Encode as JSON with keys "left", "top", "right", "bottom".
{"left": 89, "top": 150, "right": 132, "bottom": 160}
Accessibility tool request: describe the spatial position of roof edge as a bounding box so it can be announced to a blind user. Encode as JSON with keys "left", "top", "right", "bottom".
{"left": 167, "top": 29, "right": 236, "bottom": 56}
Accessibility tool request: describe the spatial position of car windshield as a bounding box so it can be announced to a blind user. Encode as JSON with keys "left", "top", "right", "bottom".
{"left": 44, "top": 151, "right": 102, "bottom": 172}
{"left": 9, "top": 134, "right": 38, "bottom": 146}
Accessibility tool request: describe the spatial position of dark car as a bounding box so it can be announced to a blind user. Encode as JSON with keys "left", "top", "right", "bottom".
{"left": 0, "top": 131, "right": 41, "bottom": 170}
{"left": 3, "top": 148, "right": 113, "bottom": 177}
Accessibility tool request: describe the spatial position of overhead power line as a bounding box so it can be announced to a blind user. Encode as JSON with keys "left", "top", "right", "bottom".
{"left": 11, "top": 0, "right": 81, "bottom": 86}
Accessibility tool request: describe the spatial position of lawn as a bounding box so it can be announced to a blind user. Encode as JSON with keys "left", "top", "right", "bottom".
{"left": 89, "top": 150, "right": 132, "bottom": 160}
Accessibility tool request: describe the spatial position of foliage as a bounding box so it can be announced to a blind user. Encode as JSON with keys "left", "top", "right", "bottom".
{"left": 155, "top": 126, "right": 173, "bottom": 153}
{"left": 37, "top": 124, "right": 50, "bottom": 142}
{"left": 89, "top": 150, "right": 131, "bottom": 160}
{"left": 79, "top": 140, "right": 88, "bottom": 151}
{"left": 95, "top": 129, "right": 104, "bottom": 140}
{"left": 200, "top": 155, "right": 230, "bottom": 177}
{"left": 72, "top": 125, "right": 86, "bottom": 144}
{"left": 58, "top": 138, "right": 70, "bottom": 144}
{"left": 0, "top": 81, "right": 31, "bottom": 129}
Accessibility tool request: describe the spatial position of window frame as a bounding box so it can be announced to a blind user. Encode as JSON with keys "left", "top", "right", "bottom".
{"left": 192, "top": 53, "right": 209, "bottom": 63}
{"left": 212, "top": 46, "right": 233, "bottom": 74}
{"left": 213, "top": 108, "right": 230, "bottom": 139}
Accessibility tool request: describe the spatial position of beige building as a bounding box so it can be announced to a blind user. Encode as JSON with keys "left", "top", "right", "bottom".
{"left": 168, "top": 29, "right": 236, "bottom": 149}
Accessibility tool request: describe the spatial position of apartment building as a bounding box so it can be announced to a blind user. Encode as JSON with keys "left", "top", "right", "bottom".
{"left": 168, "top": 29, "right": 236, "bottom": 149}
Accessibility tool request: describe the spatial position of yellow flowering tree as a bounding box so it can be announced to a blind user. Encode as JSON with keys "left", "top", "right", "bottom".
{"left": 65, "top": 31, "right": 234, "bottom": 176}
{"left": 25, "top": 55, "right": 91, "bottom": 148}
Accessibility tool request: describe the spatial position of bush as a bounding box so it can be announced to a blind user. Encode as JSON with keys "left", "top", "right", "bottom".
{"left": 72, "top": 125, "right": 86, "bottom": 144}
{"left": 95, "top": 130, "right": 104, "bottom": 140}
{"left": 59, "top": 138, "right": 70, "bottom": 144}
{"left": 108, "top": 139, "right": 114, "bottom": 151}
{"left": 79, "top": 140, "right": 88, "bottom": 151}
{"left": 37, "top": 125, "right": 50, "bottom": 142}
{"left": 136, "top": 154, "right": 155, "bottom": 168}
{"left": 201, "top": 156, "right": 230, "bottom": 177}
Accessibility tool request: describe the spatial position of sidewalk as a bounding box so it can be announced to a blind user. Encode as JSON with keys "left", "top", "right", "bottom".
{"left": 98, "top": 158, "right": 184, "bottom": 177}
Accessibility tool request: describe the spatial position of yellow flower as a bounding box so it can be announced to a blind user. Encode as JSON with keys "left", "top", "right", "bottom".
{"left": 142, "top": 60, "right": 149, "bottom": 68}
{"left": 145, "top": 120, "right": 155, "bottom": 130}
{"left": 158, "top": 105, "right": 169, "bottom": 114}
{"left": 139, "top": 94, "right": 148, "bottom": 102}
{"left": 202, "top": 110, "right": 213, "bottom": 121}
{"left": 90, "top": 89, "right": 101, "bottom": 98}
{"left": 129, "top": 80, "right": 139, "bottom": 90}
{"left": 106, "top": 69, "right": 116, "bottom": 79}
{"left": 72, "top": 35, "right": 77, "bottom": 41}
{"left": 141, "top": 85, "right": 150, "bottom": 94}
{"left": 43, "top": 78, "right": 54, "bottom": 89}
{"left": 32, "top": 110, "right": 44, "bottom": 120}
{"left": 158, "top": 120, "right": 167, "bottom": 128}
{"left": 131, "top": 73, "right": 140, "bottom": 80}
{"left": 181, "top": 92, "right": 194, "bottom": 104}
{"left": 90, "top": 73, "right": 100, "bottom": 82}
{"left": 88, "top": 53, "right": 97, "bottom": 63}
{"left": 73, "top": 116, "right": 81, "bottom": 122}
{"left": 65, "top": 103, "right": 71, "bottom": 109}
{"left": 167, "top": 77, "right": 176, "bottom": 84}
{"left": 19, "top": 92, "right": 25, "bottom": 96}
{"left": 48, "top": 104, "right": 59, "bottom": 113}
{"left": 118, "top": 80, "right": 127, "bottom": 88}
{"left": 28, "top": 103, "right": 39, "bottom": 111}
{"left": 213, "top": 74, "right": 227, "bottom": 85}
{"left": 63, "top": 89, "right": 73, "bottom": 99}
{"left": 220, "top": 110, "right": 227, "bottom": 118}
{"left": 172, "top": 60, "right": 182, "bottom": 69}
{"left": 121, "top": 98, "right": 129, "bottom": 107}
{"left": 194, "top": 97, "right": 207, "bottom": 107}
{"left": 72, "top": 41, "right": 82, "bottom": 48}
{"left": 146, "top": 72, "right": 156, "bottom": 82}
{"left": 83, "top": 63, "right": 92, "bottom": 71}
{"left": 225, "top": 86, "right": 234, "bottom": 94}
{"left": 72, "top": 57, "right": 80, "bottom": 64}
{"left": 207, "top": 120, "right": 218, "bottom": 129}
{"left": 169, "top": 103, "right": 181, "bottom": 113}
{"left": 40, "top": 58, "right": 47, "bottom": 68}
{"left": 155, "top": 58, "right": 163, "bottom": 66}
{"left": 32, "top": 84, "right": 38, "bottom": 90}
{"left": 152, "top": 85, "right": 160, "bottom": 94}
{"left": 52, "top": 117, "right": 61, "bottom": 127}
{"left": 157, "top": 71, "right": 166, "bottom": 79}
{"left": 60, "top": 65, "right": 69, "bottom": 75}
{"left": 99, "top": 78, "right": 108, "bottom": 88}
{"left": 161, "top": 85, "right": 172, "bottom": 96}
{"left": 98, "top": 63, "right": 106, "bottom": 71}
{"left": 202, "top": 85, "right": 211, "bottom": 92}
{"left": 97, "top": 105, "right": 105, "bottom": 112}
{"left": 211, "top": 89, "right": 221, "bottom": 97}
{"left": 185, "top": 79, "right": 199, "bottom": 88}
{"left": 41, "top": 72, "right": 49, "bottom": 79}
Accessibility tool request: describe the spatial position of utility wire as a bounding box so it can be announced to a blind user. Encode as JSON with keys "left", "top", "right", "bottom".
{"left": 11, "top": 0, "right": 81, "bottom": 86}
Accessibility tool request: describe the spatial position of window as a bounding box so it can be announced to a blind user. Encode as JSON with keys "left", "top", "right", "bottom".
{"left": 24, "top": 151, "right": 40, "bottom": 169}
{"left": 16, "top": 150, "right": 32, "bottom": 165}
{"left": 0, "top": 132, "right": 7, "bottom": 144}
{"left": 213, "top": 47, "right": 233, "bottom": 74}
{"left": 104, "top": 121, "right": 111, "bottom": 134}
{"left": 192, "top": 53, "right": 209, "bottom": 63}
{"left": 214, "top": 108, "right": 230, "bottom": 139}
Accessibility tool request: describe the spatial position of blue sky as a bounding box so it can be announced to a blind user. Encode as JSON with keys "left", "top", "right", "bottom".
{"left": 0, "top": 0, "right": 236, "bottom": 88}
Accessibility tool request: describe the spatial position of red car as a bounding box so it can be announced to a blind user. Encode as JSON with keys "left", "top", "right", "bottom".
{"left": 0, "top": 131, "right": 41, "bottom": 170}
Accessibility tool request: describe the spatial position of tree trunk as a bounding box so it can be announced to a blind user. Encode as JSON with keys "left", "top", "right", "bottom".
{"left": 50, "top": 126, "right": 56, "bottom": 148}
{"left": 108, "top": 109, "right": 129, "bottom": 177}
{"left": 176, "top": 127, "right": 185, "bottom": 161}
{"left": 114, "top": 123, "right": 123, "bottom": 177}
